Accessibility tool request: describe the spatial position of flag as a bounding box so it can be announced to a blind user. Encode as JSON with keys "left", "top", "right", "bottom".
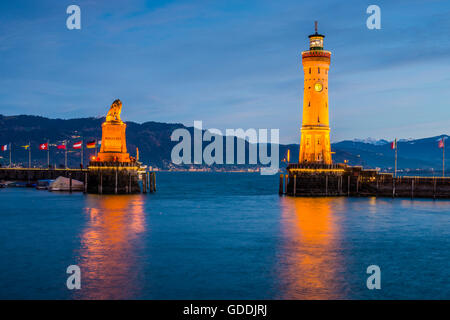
{"left": 73, "top": 141, "right": 82, "bottom": 149}
{"left": 86, "top": 140, "right": 96, "bottom": 149}
{"left": 57, "top": 143, "right": 66, "bottom": 150}
{"left": 391, "top": 139, "right": 397, "bottom": 150}
{"left": 438, "top": 138, "right": 445, "bottom": 148}
{"left": 1, "top": 144, "right": 7, "bottom": 151}
{"left": 21, "top": 145, "right": 30, "bottom": 150}
{"left": 39, "top": 143, "right": 48, "bottom": 150}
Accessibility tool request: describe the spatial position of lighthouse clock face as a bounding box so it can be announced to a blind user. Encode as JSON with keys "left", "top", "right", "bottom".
{"left": 314, "top": 82, "right": 323, "bottom": 92}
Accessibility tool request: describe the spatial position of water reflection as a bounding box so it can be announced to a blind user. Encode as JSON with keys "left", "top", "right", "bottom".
{"left": 73, "top": 195, "right": 147, "bottom": 299}
{"left": 278, "top": 197, "right": 346, "bottom": 299}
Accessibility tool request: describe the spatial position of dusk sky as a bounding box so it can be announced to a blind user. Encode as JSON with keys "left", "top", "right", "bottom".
{"left": 0, "top": 0, "right": 449, "bottom": 143}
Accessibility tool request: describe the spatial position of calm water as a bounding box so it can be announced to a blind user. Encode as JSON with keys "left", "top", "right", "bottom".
{"left": 0, "top": 172, "right": 449, "bottom": 299}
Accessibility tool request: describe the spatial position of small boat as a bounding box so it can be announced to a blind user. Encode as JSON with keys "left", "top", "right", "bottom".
{"left": 49, "top": 176, "right": 84, "bottom": 192}
{"left": 36, "top": 179, "right": 55, "bottom": 190}
{"left": 8, "top": 181, "right": 29, "bottom": 188}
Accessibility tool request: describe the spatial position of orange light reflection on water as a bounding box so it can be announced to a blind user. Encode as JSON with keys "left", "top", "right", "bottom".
{"left": 279, "top": 197, "right": 346, "bottom": 299}
{"left": 74, "top": 195, "right": 146, "bottom": 300}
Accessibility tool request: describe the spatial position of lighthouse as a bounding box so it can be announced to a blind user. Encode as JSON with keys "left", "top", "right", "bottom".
{"left": 281, "top": 23, "right": 450, "bottom": 199}
{"left": 299, "top": 21, "right": 332, "bottom": 164}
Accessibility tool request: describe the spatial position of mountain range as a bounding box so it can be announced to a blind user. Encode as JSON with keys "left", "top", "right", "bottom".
{"left": 0, "top": 114, "right": 447, "bottom": 172}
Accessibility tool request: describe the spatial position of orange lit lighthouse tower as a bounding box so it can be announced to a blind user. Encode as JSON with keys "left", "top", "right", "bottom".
{"left": 299, "top": 22, "right": 332, "bottom": 164}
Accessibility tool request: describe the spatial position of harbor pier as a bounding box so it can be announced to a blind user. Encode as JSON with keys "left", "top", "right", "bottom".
{"left": 280, "top": 164, "right": 450, "bottom": 198}
{"left": 0, "top": 168, "right": 87, "bottom": 183}
{"left": 0, "top": 166, "right": 156, "bottom": 194}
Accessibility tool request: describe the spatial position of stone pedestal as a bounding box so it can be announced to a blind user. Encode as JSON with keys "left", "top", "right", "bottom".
{"left": 97, "top": 121, "right": 130, "bottom": 162}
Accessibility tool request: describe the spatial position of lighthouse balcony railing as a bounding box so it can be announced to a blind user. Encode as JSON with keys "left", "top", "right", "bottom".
{"left": 301, "top": 50, "right": 331, "bottom": 58}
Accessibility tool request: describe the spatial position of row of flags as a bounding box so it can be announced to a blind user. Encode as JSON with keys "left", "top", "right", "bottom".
{"left": 1, "top": 140, "right": 101, "bottom": 168}
{"left": 1, "top": 140, "right": 100, "bottom": 152}
{"left": 390, "top": 137, "right": 445, "bottom": 149}
{"left": 391, "top": 137, "right": 446, "bottom": 177}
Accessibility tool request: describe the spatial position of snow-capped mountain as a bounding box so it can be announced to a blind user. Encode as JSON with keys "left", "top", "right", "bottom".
{"left": 350, "top": 138, "right": 389, "bottom": 145}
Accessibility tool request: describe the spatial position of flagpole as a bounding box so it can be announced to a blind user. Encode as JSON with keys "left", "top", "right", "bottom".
{"left": 65, "top": 140, "right": 68, "bottom": 169}
{"left": 81, "top": 138, "right": 84, "bottom": 168}
{"left": 443, "top": 139, "right": 445, "bottom": 178}
{"left": 47, "top": 139, "right": 50, "bottom": 169}
{"left": 28, "top": 141, "right": 31, "bottom": 168}
{"left": 9, "top": 143, "right": 11, "bottom": 168}
{"left": 394, "top": 138, "right": 397, "bottom": 178}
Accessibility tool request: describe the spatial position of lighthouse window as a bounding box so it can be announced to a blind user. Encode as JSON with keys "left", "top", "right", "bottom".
{"left": 318, "top": 67, "right": 320, "bottom": 74}
{"left": 309, "top": 68, "right": 311, "bottom": 74}
{"left": 308, "top": 102, "right": 310, "bottom": 107}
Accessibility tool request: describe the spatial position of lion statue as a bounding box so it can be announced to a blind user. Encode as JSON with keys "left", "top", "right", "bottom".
{"left": 106, "top": 99, "right": 123, "bottom": 122}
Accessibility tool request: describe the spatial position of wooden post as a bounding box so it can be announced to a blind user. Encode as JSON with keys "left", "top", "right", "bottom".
{"left": 433, "top": 177, "right": 436, "bottom": 199}
{"left": 143, "top": 172, "right": 147, "bottom": 193}
{"left": 356, "top": 176, "right": 359, "bottom": 195}
{"left": 84, "top": 172, "right": 88, "bottom": 193}
{"left": 100, "top": 171, "right": 103, "bottom": 195}
{"left": 279, "top": 174, "right": 283, "bottom": 195}
{"left": 338, "top": 176, "right": 342, "bottom": 195}
{"left": 411, "top": 179, "right": 414, "bottom": 199}
{"left": 115, "top": 169, "right": 118, "bottom": 194}
{"left": 325, "top": 175, "right": 328, "bottom": 196}
{"left": 129, "top": 172, "right": 131, "bottom": 194}
{"left": 284, "top": 174, "right": 288, "bottom": 195}
{"left": 152, "top": 172, "right": 155, "bottom": 193}
{"left": 347, "top": 176, "right": 350, "bottom": 196}
{"left": 392, "top": 177, "right": 396, "bottom": 198}
{"left": 293, "top": 175, "right": 297, "bottom": 196}
{"left": 148, "top": 172, "right": 151, "bottom": 193}
{"left": 149, "top": 172, "right": 154, "bottom": 193}
{"left": 69, "top": 173, "right": 72, "bottom": 193}
{"left": 150, "top": 172, "right": 154, "bottom": 193}
{"left": 376, "top": 176, "right": 379, "bottom": 197}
